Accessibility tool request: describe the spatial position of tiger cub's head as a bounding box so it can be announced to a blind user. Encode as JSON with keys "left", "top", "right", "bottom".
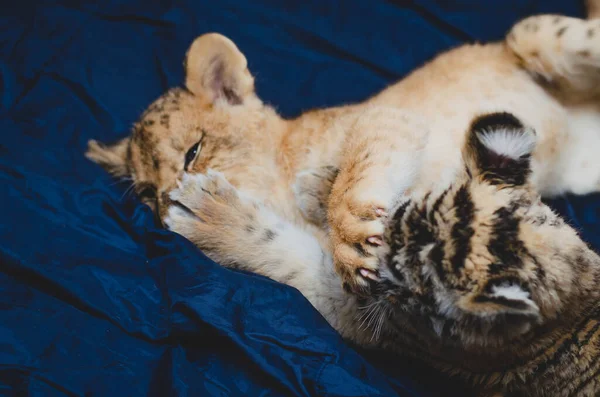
{"left": 377, "top": 112, "right": 600, "bottom": 349}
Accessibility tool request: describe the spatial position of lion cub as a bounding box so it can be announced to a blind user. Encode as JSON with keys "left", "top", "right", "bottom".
{"left": 88, "top": 4, "right": 600, "bottom": 295}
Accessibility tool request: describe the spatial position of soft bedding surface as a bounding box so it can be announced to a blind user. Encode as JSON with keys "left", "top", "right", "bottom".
{"left": 0, "top": 1, "right": 589, "bottom": 396}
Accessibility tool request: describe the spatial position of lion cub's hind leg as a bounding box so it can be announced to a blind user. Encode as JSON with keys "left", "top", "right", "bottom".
{"left": 507, "top": 13, "right": 600, "bottom": 196}
{"left": 588, "top": 0, "right": 600, "bottom": 19}
{"left": 507, "top": 14, "right": 600, "bottom": 99}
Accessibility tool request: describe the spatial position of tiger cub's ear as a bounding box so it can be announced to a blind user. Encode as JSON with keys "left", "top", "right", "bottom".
{"left": 463, "top": 112, "right": 537, "bottom": 186}
{"left": 456, "top": 278, "right": 541, "bottom": 337}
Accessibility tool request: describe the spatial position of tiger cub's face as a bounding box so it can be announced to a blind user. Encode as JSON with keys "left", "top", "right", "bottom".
{"left": 376, "top": 113, "right": 600, "bottom": 349}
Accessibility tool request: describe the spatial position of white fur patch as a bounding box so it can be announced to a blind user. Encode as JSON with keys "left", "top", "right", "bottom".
{"left": 490, "top": 283, "right": 532, "bottom": 302}
{"left": 477, "top": 127, "right": 537, "bottom": 159}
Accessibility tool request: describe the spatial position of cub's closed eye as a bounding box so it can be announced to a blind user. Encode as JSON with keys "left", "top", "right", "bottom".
{"left": 185, "top": 140, "right": 201, "bottom": 170}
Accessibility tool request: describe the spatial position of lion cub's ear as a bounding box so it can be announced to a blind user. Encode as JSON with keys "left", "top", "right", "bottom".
{"left": 86, "top": 137, "right": 130, "bottom": 177}
{"left": 184, "top": 33, "right": 255, "bottom": 105}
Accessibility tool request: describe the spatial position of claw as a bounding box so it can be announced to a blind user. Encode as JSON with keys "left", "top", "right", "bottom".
{"left": 367, "top": 236, "right": 383, "bottom": 246}
{"left": 359, "top": 268, "right": 380, "bottom": 282}
{"left": 375, "top": 208, "right": 388, "bottom": 217}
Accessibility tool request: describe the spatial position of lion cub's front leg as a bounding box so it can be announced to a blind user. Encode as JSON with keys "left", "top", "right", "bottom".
{"left": 163, "top": 170, "right": 264, "bottom": 268}
{"left": 164, "top": 170, "right": 330, "bottom": 289}
{"left": 328, "top": 107, "right": 428, "bottom": 294}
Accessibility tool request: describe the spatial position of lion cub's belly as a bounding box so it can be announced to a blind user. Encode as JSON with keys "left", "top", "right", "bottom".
{"left": 368, "top": 44, "right": 571, "bottom": 195}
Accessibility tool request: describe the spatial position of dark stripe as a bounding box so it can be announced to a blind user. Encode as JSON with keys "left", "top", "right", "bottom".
{"left": 404, "top": 202, "right": 434, "bottom": 260}
{"left": 393, "top": 202, "right": 436, "bottom": 292}
{"left": 386, "top": 200, "right": 412, "bottom": 282}
{"left": 392, "top": 200, "right": 411, "bottom": 223}
{"left": 556, "top": 26, "right": 568, "bottom": 37}
{"left": 353, "top": 243, "right": 369, "bottom": 257}
{"left": 487, "top": 204, "right": 527, "bottom": 274}
{"left": 419, "top": 272, "right": 438, "bottom": 308}
{"left": 569, "top": 356, "right": 600, "bottom": 396}
{"left": 449, "top": 185, "right": 474, "bottom": 274}
{"left": 429, "top": 243, "right": 446, "bottom": 283}
{"left": 426, "top": 189, "right": 451, "bottom": 282}
{"left": 387, "top": 254, "right": 406, "bottom": 284}
{"left": 503, "top": 312, "right": 592, "bottom": 374}
{"left": 479, "top": 154, "right": 532, "bottom": 186}
{"left": 470, "top": 112, "right": 523, "bottom": 132}
{"left": 472, "top": 295, "right": 532, "bottom": 311}
{"left": 533, "top": 309, "right": 600, "bottom": 375}
{"left": 427, "top": 188, "right": 450, "bottom": 225}
{"left": 388, "top": 200, "right": 412, "bottom": 248}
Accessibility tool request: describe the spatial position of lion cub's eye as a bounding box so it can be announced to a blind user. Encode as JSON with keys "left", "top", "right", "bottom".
{"left": 184, "top": 141, "right": 201, "bottom": 170}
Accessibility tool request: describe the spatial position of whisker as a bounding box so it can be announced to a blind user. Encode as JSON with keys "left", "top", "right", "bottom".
{"left": 366, "top": 305, "right": 381, "bottom": 331}
{"left": 108, "top": 176, "right": 133, "bottom": 187}
{"left": 358, "top": 306, "right": 375, "bottom": 330}
{"left": 372, "top": 306, "right": 389, "bottom": 342}
{"left": 356, "top": 301, "right": 377, "bottom": 324}
{"left": 120, "top": 182, "right": 136, "bottom": 200}
{"left": 359, "top": 302, "right": 381, "bottom": 331}
{"left": 358, "top": 300, "right": 380, "bottom": 311}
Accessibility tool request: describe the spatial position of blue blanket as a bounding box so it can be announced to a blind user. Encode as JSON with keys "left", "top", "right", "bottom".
{"left": 0, "top": 1, "right": 589, "bottom": 396}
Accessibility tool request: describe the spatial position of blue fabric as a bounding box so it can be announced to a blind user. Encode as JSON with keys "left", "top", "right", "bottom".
{"left": 0, "top": 0, "right": 589, "bottom": 396}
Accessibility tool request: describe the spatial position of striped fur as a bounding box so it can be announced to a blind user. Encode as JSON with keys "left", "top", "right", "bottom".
{"left": 372, "top": 177, "right": 600, "bottom": 396}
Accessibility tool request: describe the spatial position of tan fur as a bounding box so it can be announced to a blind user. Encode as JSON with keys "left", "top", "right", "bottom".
{"left": 588, "top": 0, "right": 600, "bottom": 19}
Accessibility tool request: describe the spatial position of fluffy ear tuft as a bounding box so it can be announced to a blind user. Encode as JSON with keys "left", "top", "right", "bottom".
{"left": 476, "top": 128, "right": 536, "bottom": 161}
{"left": 184, "top": 33, "right": 255, "bottom": 105}
{"left": 85, "top": 137, "right": 130, "bottom": 177}
{"left": 458, "top": 278, "right": 539, "bottom": 317}
{"left": 455, "top": 279, "right": 541, "bottom": 339}
{"left": 464, "top": 112, "right": 537, "bottom": 186}
{"left": 472, "top": 281, "right": 539, "bottom": 315}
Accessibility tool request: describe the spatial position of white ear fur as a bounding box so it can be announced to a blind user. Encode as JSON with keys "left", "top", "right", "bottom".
{"left": 475, "top": 281, "right": 540, "bottom": 317}
{"left": 184, "top": 33, "right": 255, "bottom": 105}
{"left": 476, "top": 127, "right": 537, "bottom": 160}
{"left": 489, "top": 283, "right": 537, "bottom": 309}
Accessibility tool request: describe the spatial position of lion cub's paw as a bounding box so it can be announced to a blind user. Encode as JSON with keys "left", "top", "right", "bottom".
{"left": 164, "top": 170, "right": 258, "bottom": 248}
{"left": 330, "top": 200, "right": 388, "bottom": 295}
